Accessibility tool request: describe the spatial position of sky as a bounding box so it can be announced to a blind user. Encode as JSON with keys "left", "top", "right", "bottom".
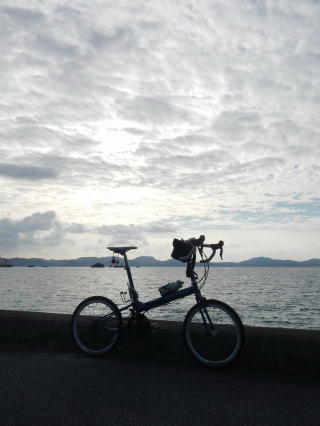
{"left": 0, "top": 0, "right": 319, "bottom": 261}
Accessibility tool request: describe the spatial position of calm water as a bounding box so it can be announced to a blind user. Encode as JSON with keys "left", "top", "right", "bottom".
{"left": 0, "top": 267, "right": 319, "bottom": 329}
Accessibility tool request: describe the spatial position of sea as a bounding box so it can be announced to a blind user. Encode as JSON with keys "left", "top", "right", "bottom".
{"left": 0, "top": 266, "right": 319, "bottom": 330}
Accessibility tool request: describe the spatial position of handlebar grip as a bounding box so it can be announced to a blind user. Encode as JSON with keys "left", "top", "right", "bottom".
{"left": 200, "top": 241, "right": 224, "bottom": 263}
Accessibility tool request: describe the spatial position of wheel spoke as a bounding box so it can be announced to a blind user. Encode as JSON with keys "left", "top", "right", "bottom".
{"left": 72, "top": 297, "right": 122, "bottom": 355}
{"left": 184, "top": 300, "right": 243, "bottom": 367}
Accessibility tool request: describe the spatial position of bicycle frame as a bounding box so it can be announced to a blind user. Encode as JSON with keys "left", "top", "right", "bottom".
{"left": 118, "top": 252, "right": 210, "bottom": 324}
{"left": 72, "top": 239, "right": 244, "bottom": 367}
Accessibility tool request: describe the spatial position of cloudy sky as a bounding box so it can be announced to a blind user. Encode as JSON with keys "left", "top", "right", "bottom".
{"left": 0, "top": 0, "right": 319, "bottom": 261}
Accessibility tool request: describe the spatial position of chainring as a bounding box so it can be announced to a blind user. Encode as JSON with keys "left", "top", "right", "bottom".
{"left": 127, "top": 313, "right": 151, "bottom": 336}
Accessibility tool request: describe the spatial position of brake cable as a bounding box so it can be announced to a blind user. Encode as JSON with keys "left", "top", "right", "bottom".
{"left": 197, "top": 248, "right": 210, "bottom": 289}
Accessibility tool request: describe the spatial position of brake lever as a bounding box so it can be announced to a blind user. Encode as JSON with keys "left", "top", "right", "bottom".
{"left": 200, "top": 241, "right": 224, "bottom": 263}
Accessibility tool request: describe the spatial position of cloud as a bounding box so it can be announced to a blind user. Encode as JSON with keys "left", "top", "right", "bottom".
{"left": 0, "top": 1, "right": 319, "bottom": 260}
{"left": 0, "top": 211, "right": 177, "bottom": 252}
{"left": 213, "top": 110, "right": 264, "bottom": 142}
{"left": 0, "top": 163, "right": 58, "bottom": 180}
{"left": 17, "top": 211, "right": 59, "bottom": 232}
{"left": 2, "top": 6, "right": 45, "bottom": 27}
{"left": 119, "top": 139, "right": 285, "bottom": 193}
{"left": 96, "top": 221, "right": 177, "bottom": 246}
{"left": 88, "top": 27, "right": 135, "bottom": 52}
{"left": 0, "top": 211, "right": 63, "bottom": 248}
{"left": 274, "top": 200, "right": 320, "bottom": 218}
{"left": 64, "top": 223, "right": 88, "bottom": 233}
{"left": 0, "top": 151, "right": 128, "bottom": 187}
{"left": 116, "top": 95, "right": 200, "bottom": 126}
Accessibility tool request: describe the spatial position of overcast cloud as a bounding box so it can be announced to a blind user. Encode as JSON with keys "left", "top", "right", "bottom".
{"left": 0, "top": 0, "right": 319, "bottom": 261}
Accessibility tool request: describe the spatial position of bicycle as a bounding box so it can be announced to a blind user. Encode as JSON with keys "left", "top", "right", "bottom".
{"left": 71, "top": 235, "right": 244, "bottom": 368}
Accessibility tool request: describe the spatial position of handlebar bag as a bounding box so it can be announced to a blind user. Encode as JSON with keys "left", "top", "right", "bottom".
{"left": 171, "top": 239, "right": 192, "bottom": 262}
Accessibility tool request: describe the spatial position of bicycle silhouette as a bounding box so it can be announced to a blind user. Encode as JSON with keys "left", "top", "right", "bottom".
{"left": 71, "top": 235, "right": 244, "bottom": 368}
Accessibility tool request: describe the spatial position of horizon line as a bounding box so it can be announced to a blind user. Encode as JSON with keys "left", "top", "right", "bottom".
{"left": 5, "top": 255, "right": 320, "bottom": 263}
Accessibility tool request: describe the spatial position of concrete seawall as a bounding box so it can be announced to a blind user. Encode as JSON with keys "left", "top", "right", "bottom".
{"left": 0, "top": 309, "right": 319, "bottom": 374}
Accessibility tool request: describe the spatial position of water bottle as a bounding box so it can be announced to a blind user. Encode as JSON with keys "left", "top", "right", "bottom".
{"left": 159, "top": 280, "right": 184, "bottom": 296}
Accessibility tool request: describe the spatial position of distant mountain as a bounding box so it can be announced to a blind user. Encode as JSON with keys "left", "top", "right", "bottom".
{"left": 130, "top": 256, "right": 165, "bottom": 267}
{"left": 237, "top": 257, "right": 300, "bottom": 267}
{"left": 237, "top": 257, "right": 320, "bottom": 267}
{"left": 300, "top": 258, "right": 320, "bottom": 267}
{"left": 8, "top": 257, "right": 112, "bottom": 267}
{"left": 6, "top": 256, "right": 320, "bottom": 267}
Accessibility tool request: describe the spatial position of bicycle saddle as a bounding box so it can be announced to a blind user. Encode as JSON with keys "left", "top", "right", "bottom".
{"left": 107, "top": 246, "right": 137, "bottom": 255}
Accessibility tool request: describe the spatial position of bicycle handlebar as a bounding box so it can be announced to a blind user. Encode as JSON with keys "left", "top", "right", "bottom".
{"left": 177, "top": 235, "right": 224, "bottom": 263}
{"left": 200, "top": 241, "right": 224, "bottom": 262}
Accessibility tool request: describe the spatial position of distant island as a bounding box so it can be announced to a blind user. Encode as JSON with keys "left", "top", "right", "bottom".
{"left": 90, "top": 262, "right": 105, "bottom": 268}
{"left": 4, "top": 256, "right": 320, "bottom": 267}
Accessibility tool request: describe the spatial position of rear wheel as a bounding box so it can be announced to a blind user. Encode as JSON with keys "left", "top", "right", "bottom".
{"left": 71, "top": 296, "right": 122, "bottom": 356}
{"left": 183, "top": 299, "right": 244, "bottom": 367}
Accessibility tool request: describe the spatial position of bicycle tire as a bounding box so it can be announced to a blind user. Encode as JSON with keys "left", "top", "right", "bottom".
{"left": 183, "top": 299, "right": 244, "bottom": 368}
{"left": 71, "top": 296, "right": 122, "bottom": 356}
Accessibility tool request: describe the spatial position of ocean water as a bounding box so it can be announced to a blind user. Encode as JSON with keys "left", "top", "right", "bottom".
{"left": 0, "top": 266, "right": 319, "bottom": 329}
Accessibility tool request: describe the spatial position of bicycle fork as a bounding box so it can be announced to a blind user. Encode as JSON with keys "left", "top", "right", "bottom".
{"left": 197, "top": 298, "right": 217, "bottom": 336}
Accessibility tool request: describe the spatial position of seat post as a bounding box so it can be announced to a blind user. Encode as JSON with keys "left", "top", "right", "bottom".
{"left": 123, "top": 252, "right": 138, "bottom": 301}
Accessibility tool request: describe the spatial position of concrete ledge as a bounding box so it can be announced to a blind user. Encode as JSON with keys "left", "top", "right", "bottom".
{"left": 0, "top": 310, "right": 319, "bottom": 374}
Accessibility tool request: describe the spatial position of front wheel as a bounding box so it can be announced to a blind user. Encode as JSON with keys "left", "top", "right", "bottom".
{"left": 71, "top": 296, "right": 122, "bottom": 356}
{"left": 183, "top": 299, "right": 244, "bottom": 368}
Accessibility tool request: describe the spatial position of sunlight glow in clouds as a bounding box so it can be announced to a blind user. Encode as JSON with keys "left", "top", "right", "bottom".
{"left": 0, "top": 0, "right": 319, "bottom": 261}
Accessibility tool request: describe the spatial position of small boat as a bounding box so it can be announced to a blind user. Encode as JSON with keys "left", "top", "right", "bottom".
{"left": 91, "top": 262, "right": 105, "bottom": 268}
